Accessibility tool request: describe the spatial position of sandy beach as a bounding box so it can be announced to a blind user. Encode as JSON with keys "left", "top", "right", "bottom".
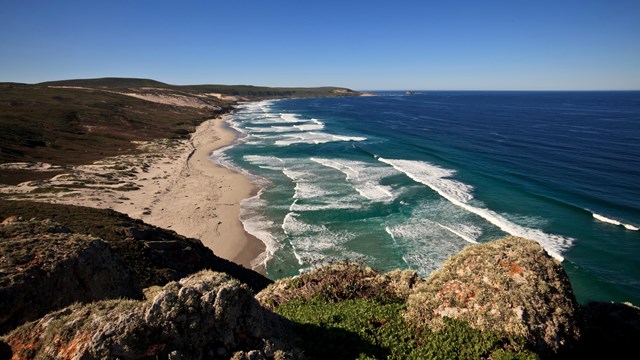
{"left": 142, "top": 116, "right": 265, "bottom": 267}
{"left": 0, "top": 115, "right": 265, "bottom": 269}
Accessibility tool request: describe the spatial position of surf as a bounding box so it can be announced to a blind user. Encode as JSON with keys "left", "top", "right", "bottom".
{"left": 379, "top": 158, "right": 573, "bottom": 261}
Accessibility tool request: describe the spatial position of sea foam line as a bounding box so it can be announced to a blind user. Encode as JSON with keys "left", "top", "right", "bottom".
{"left": 384, "top": 226, "right": 412, "bottom": 268}
{"left": 379, "top": 158, "right": 572, "bottom": 261}
{"left": 282, "top": 212, "right": 360, "bottom": 266}
{"left": 436, "top": 223, "right": 479, "bottom": 244}
{"left": 311, "top": 157, "right": 395, "bottom": 201}
{"left": 282, "top": 212, "right": 305, "bottom": 265}
{"left": 385, "top": 218, "right": 467, "bottom": 275}
{"left": 239, "top": 188, "right": 281, "bottom": 270}
{"left": 274, "top": 132, "right": 367, "bottom": 146}
{"left": 592, "top": 213, "right": 639, "bottom": 231}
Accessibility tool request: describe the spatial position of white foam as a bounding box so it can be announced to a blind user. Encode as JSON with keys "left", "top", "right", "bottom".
{"left": 311, "top": 158, "right": 397, "bottom": 201}
{"left": 247, "top": 134, "right": 270, "bottom": 139}
{"left": 244, "top": 118, "right": 288, "bottom": 125}
{"left": 281, "top": 168, "right": 308, "bottom": 182}
{"left": 385, "top": 226, "right": 398, "bottom": 244}
{"left": 227, "top": 120, "right": 247, "bottom": 135}
{"left": 436, "top": 223, "right": 479, "bottom": 244}
{"left": 209, "top": 145, "right": 247, "bottom": 175}
{"left": 239, "top": 189, "right": 281, "bottom": 269}
{"left": 385, "top": 227, "right": 411, "bottom": 267}
{"left": 244, "top": 123, "right": 325, "bottom": 134}
{"left": 385, "top": 218, "right": 467, "bottom": 275}
{"left": 289, "top": 199, "right": 362, "bottom": 212}
{"left": 243, "top": 155, "right": 285, "bottom": 168}
{"left": 245, "top": 125, "right": 299, "bottom": 133}
{"left": 282, "top": 212, "right": 357, "bottom": 265}
{"left": 294, "top": 123, "right": 325, "bottom": 131}
{"left": 592, "top": 213, "right": 639, "bottom": 231}
{"left": 244, "top": 114, "right": 319, "bottom": 125}
{"left": 282, "top": 160, "right": 371, "bottom": 211}
{"left": 234, "top": 106, "right": 364, "bottom": 147}
{"left": 236, "top": 100, "right": 272, "bottom": 112}
{"left": 280, "top": 113, "right": 302, "bottom": 122}
{"left": 332, "top": 134, "right": 368, "bottom": 142}
{"left": 274, "top": 132, "right": 367, "bottom": 146}
{"left": 379, "top": 158, "right": 573, "bottom": 261}
{"left": 284, "top": 165, "right": 360, "bottom": 210}
{"left": 292, "top": 182, "right": 335, "bottom": 200}
{"left": 379, "top": 158, "right": 473, "bottom": 203}
{"left": 282, "top": 212, "right": 326, "bottom": 235}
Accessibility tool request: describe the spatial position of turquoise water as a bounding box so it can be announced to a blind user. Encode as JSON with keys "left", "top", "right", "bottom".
{"left": 214, "top": 92, "right": 640, "bottom": 304}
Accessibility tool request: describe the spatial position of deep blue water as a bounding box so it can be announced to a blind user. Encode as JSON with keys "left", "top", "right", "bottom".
{"left": 217, "top": 91, "right": 640, "bottom": 304}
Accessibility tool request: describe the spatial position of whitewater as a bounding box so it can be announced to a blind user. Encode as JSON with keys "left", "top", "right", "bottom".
{"left": 214, "top": 92, "right": 640, "bottom": 305}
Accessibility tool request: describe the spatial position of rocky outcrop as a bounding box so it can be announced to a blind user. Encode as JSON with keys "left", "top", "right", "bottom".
{"left": 257, "top": 262, "right": 424, "bottom": 310}
{"left": 3, "top": 271, "right": 299, "bottom": 360}
{"left": 0, "top": 217, "right": 140, "bottom": 334}
{"left": 0, "top": 200, "right": 271, "bottom": 291}
{"left": 405, "top": 236, "right": 581, "bottom": 356}
{"left": 0, "top": 202, "right": 271, "bottom": 336}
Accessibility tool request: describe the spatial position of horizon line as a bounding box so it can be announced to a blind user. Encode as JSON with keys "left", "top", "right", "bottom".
{"left": 360, "top": 89, "right": 640, "bottom": 92}
{"left": 1, "top": 77, "right": 638, "bottom": 92}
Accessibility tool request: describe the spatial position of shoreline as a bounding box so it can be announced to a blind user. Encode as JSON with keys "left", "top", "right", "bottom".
{"left": 142, "top": 115, "right": 266, "bottom": 268}
{"left": 0, "top": 114, "right": 267, "bottom": 270}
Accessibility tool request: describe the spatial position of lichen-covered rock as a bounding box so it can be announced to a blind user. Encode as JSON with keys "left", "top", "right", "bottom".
{"left": 257, "top": 262, "right": 424, "bottom": 310}
{"left": 0, "top": 217, "right": 141, "bottom": 334}
{"left": 3, "top": 270, "right": 300, "bottom": 359}
{"left": 405, "top": 236, "right": 581, "bottom": 355}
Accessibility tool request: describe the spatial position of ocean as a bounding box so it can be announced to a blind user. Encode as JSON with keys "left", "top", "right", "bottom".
{"left": 214, "top": 91, "right": 640, "bottom": 304}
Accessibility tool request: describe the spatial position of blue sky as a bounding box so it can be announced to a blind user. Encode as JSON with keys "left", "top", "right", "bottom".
{"left": 1, "top": 0, "right": 639, "bottom": 90}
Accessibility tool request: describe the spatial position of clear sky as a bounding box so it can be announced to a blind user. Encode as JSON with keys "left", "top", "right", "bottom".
{"left": 1, "top": 0, "right": 639, "bottom": 90}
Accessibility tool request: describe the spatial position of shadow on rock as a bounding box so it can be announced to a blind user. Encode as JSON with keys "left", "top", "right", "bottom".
{"left": 575, "top": 301, "right": 640, "bottom": 359}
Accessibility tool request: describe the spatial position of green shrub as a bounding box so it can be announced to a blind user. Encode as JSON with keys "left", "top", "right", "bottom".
{"left": 276, "top": 298, "right": 538, "bottom": 360}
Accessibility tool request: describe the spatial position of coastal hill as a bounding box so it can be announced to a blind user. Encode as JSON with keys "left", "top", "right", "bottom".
{"left": 38, "top": 77, "right": 360, "bottom": 99}
{"left": 0, "top": 78, "right": 359, "bottom": 185}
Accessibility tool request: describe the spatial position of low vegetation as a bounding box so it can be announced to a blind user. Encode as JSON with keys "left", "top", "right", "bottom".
{"left": 0, "top": 77, "right": 359, "bottom": 184}
{"left": 277, "top": 298, "right": 537, "bottom": 359}
{"left": 258, "top": 261, "right": 538, "bottom": 359}
{"left": 0, "top": 83, "right": 219, "bottom": 171}
{"left": 39, "top": 77, "right": 360, "bottom": 98}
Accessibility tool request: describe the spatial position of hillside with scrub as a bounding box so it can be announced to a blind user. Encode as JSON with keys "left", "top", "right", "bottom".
{"left": 0, "top": 78, "right": 359, "bottom": 185}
